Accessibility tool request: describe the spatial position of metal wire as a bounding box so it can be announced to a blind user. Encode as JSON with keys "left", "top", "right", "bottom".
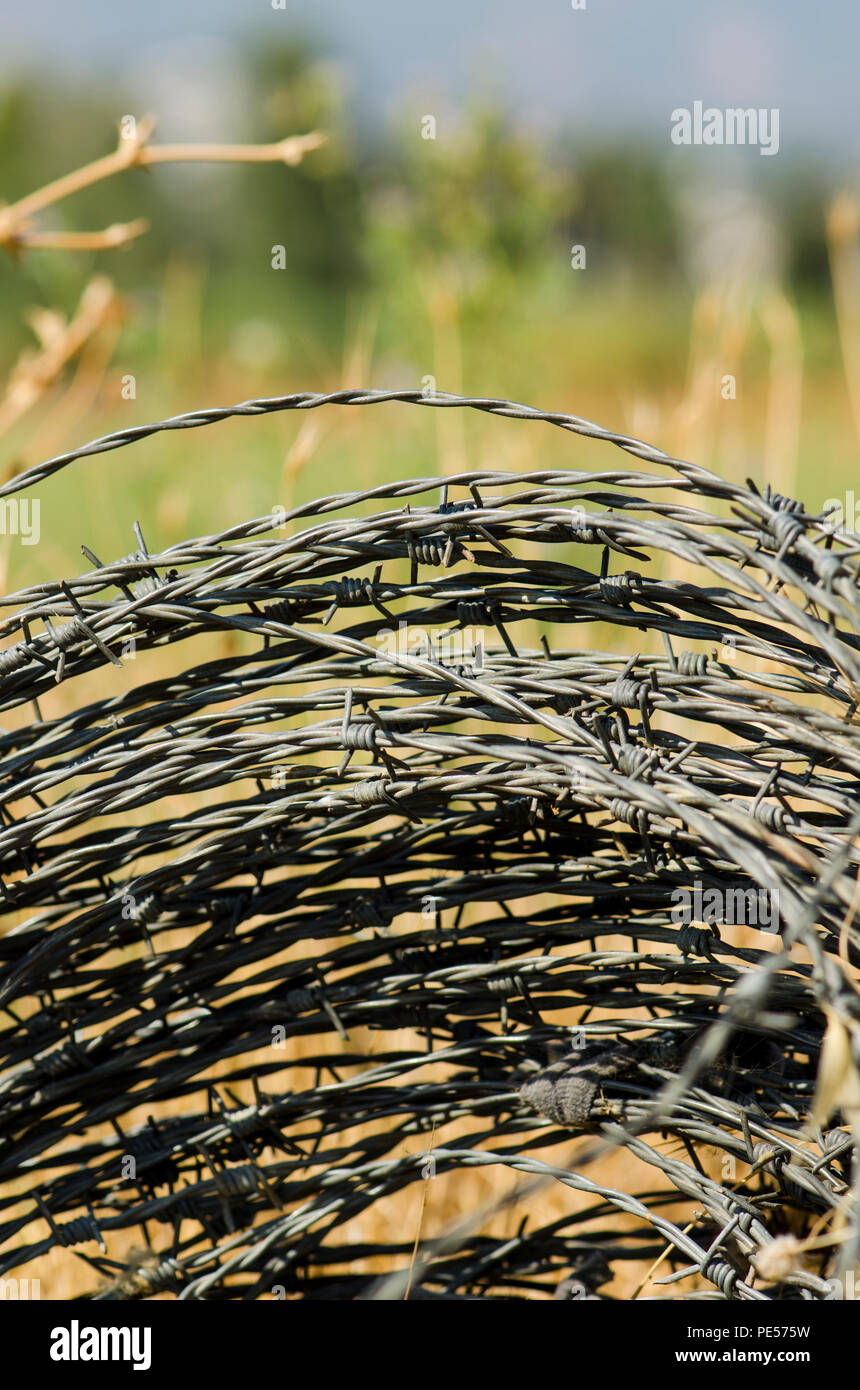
{"left": 1, "top": 388, "right": 860, "bottom": 1300}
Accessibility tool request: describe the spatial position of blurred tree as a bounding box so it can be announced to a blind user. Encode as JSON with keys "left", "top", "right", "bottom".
{"left": 241, "top": 40, "right": 367, "bottom": 292}
{"left": 564, "top": 145, "right": 681, "bottom": 276}
{"left": 370, "top": 102, "right": 577, "bottom": 308}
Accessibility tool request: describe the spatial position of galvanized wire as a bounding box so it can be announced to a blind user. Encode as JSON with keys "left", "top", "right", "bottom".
{"left": 1, "top": 389, "right": 860, "bottom": 1299}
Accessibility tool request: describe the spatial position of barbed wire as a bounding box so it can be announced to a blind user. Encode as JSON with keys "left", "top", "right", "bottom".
{"left": 1, "top": 389, "right": 859, "bottom": 1300}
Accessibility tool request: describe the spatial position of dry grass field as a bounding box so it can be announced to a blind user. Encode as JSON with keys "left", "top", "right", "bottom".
{"left": 2, "top": 114, "right": 860, "bottom": 1301}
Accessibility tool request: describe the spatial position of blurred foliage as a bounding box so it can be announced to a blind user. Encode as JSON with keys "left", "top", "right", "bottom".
{"left": 0, "top": 36, "right": 840, "bottom": 366}
{"left": 368, "top": 104, "right": 576, "bottom": 296}
{"left": 0, "top": 32, "right": 852, "bottom": 595}
{"left": 563, "top": 146, "right": 680, "bottom": 274}
{"left": 239, "top": 41, "right": 368, "bottom": 295}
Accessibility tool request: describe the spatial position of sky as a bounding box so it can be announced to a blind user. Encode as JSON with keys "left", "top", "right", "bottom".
{"left": 0, "top": 1, "right": 857, "bottom": 161}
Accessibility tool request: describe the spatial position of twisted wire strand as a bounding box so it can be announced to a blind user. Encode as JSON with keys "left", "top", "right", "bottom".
{"left": 1, "top": 388, "right": 859, "bottom": 1300}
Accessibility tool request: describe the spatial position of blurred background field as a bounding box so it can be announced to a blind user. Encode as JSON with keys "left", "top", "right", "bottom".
{"left": 0, "top": 10, "right": 859, "bottom": 593}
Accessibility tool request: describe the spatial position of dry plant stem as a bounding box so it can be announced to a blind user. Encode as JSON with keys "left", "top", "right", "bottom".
{"left": 0, "top": 277, "right": 120, "bottom": 441}
{"left": 281, "top": 312, "right": 379, "bottom": 501}
{"left": 23, "top": 314, "right": 123, "bottom": 462}
{"left": 631, "top": 1219, "right": 697, "bottom": 1299}
{"left": 3, "top": 114, "right": 159, "bottom": 224}
{"left": 16, "top": 221, "right": 149, "bottom": 252}
{"left": 838, "top": 852, "right": 860, "bottom": 988}
{"left": 0, "top": 119, "right": 326, "bottom": 254}
{"left": 282, "top": 418, "right": 327, "bottom": 500}
{"left": 828, "top": 192, "right": 860, "bottom": 450}
{"left": 404, "top": 1121, "right": 437, "bottom": 1300}
{"left": 137, "top": 134, "right": 326, "bottom": 167}
{"left": 761, "top": 288, "right": 803, "bottom": 496}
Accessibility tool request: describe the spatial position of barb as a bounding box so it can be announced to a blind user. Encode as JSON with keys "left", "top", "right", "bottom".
{"left": 1, "top": 388, "right": 859, "bottom": 1301}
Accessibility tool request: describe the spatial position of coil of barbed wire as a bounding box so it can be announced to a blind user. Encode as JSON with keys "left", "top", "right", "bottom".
{"left": 1, "top": 388, "right": 859, "bottom": 1300}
